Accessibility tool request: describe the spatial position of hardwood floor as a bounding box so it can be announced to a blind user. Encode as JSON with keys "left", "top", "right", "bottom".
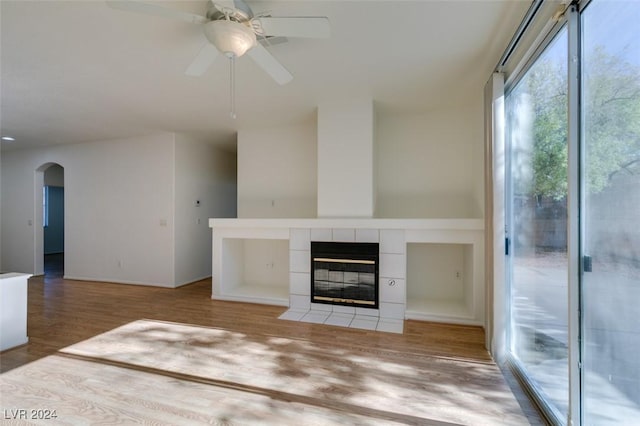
{"left": 0, "top": 274, "right": 546, "bottom": 424}
{"left": 44, "top": 253, "right": 64, "bottom": 278}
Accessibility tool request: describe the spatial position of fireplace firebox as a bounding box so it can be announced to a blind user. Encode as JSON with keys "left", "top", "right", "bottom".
{"left": 310, "top": 241, "right": 379, "bottom": 309}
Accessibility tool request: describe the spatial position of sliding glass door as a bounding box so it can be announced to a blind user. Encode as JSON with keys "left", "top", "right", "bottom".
{"left": 581, "top": 0, "right": 640, "bottom": 423}
{"left": 505, "top": 0, "right": 640, "bottom": 424}
{"left": 506, "top": 28, "right": 569, "bottom": 420}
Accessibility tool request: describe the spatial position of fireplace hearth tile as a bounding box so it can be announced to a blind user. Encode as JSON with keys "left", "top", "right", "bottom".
{"left": 278, "top": 309, "right": 308, "bottom": 321}
{"left": 376, "top": 319, "right": 404, "bottom": 334}
{"left": 380, "top": 230, "right": 405, "bottom": 254}
{"left": 332, "top": 305, "right": 356, "bottom": 315}
{"left": 301, "top": 311, "right": 331, "bottom": 324}
{"left": 356, "top": 228, "right": 379, "bottom": 243}
{"left": 290, "top": 272, "right": 310, "bottom": 295}
{"left": 310, "top": 302, "right": 333, "bottom": 312}
{"left": 332, "top": 228, "right": 355, "bottom": 242}
{"left": 324, "top": 313, "right": 354, "bottom": 327}
{"left": 290, "top": 228, "right": 311, "bottom": 251}
{"left": 311, "top": 228, "right": 332, "bottom": 241}
{"left": 350, "top": 316, "right": 379, "bottom": 330}
{"left": 290, "top": 294, "right": 310, "bottom": 310}
{"left": 355, "top": 307, "right": 379, "bottom": 317}
{"left": 290, "top": 250, "right": 310, "bottom": 273}
{"left": 278, "top": 308, "right": 403, "bottom": 334}
{"left": 379, "top": 302, "right": 405, "bottom": 320}
{"left": 379, "top": 254, "right": 405, "bottom": 279}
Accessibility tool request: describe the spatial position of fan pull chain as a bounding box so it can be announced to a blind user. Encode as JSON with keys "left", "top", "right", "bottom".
{"left": 229, "top": 56, "right": 237, "bottom": 119}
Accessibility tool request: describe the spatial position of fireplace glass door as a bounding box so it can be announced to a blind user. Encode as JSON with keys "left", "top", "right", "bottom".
{"left": 311, "top": 242, "right": 379, "bottom": 308}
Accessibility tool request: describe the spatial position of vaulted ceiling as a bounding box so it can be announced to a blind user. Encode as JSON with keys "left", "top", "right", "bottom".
{"left": 1, "top": 1, "right": 529, "bottom": 151}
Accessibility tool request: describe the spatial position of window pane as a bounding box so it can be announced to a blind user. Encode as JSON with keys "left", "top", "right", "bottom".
{"left": 582, "top": 0, "right": 640, "bottom": 423}
{"left": 506, "top": 28, "right": 569, "bottom": 418}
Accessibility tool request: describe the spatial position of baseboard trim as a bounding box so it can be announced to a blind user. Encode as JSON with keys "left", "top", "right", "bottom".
{"left": 63, "top": 275, "right": 174, "bottom": 288}
{"left": 175, "top": 276, "right": 211, "bottom": 288}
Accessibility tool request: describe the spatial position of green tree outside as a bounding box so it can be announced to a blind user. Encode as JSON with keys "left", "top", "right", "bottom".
{"left": 521, "top": 45, "right": 640, "bottom": 199}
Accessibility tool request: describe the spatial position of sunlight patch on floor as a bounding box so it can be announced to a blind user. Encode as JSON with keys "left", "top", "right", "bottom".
{"left": 33, "top": 319, "right": 529, "bottom": 425}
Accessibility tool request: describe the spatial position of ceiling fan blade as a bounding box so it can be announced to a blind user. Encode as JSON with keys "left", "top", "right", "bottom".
{"left": 233, "top": 0, "right": 254, "bottom": 19}
{"left": 211, "top": 0, "right": 253, "bottom": 19}
{"left": 106, "top": 1, "right": 208, "bottom": 24}
{"left": 247, "top": 44, "right": 293, "bottom": 85}
{"left": 185, "top": 43, "right": 220, "bottom": 76}
{"left": 257, "top": 17, "right": 330, "bottom": 38}
{"left": 258, "top": 36, "right": 289, "bottom": 48}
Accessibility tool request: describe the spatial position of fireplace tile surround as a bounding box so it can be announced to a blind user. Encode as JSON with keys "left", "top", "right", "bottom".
{"left": 283, "top": 227, "right": 405, "bottom": 333}
{"left": 210, "top": 218, "right": 485, "bottom": 334}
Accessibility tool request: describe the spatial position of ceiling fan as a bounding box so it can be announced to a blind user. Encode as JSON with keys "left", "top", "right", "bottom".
{"left": 106, "top": 0, "right": 330, "bottom": 86}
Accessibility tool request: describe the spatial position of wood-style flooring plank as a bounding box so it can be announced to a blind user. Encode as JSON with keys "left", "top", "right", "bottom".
{"left": 0, "top": 274, "right": 545, "bottom": 425}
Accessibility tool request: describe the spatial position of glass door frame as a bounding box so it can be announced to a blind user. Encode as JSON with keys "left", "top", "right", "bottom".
{"left": 566, "top": 3, "right": 582, "bottom": 425}
{"left": 503, "top": 2, "right": 590, "bottom": 424}
{"left": 504, "top": 19, "right": 573, "bottom": 425}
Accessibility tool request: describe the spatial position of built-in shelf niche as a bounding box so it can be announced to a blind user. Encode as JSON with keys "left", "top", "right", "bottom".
{"left": 220, "top": 238, "right": 290, "bottom": 305}
{"left": 406, "top": 242, "right": 475, "bottom": 323}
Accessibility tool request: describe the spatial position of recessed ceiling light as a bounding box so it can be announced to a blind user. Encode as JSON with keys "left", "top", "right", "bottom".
{"left": 1, "top": 136, "right": 16, "bottom": 141}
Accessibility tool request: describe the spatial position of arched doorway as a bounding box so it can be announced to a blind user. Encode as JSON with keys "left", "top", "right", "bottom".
{"left": 35, "top": 163, "right": 64, "bottom": 278}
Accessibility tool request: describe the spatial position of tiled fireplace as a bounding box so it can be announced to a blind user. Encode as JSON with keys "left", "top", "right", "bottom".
{"left": 210, "top": 218, "right": 485, "bottom": 335}
{"left": 281, "top": 227, "right": 406, "bottom": 334}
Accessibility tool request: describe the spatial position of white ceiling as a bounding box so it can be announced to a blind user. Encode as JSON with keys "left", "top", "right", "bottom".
{"left": 0, "top": 0, "right": 529, "bottom": 152}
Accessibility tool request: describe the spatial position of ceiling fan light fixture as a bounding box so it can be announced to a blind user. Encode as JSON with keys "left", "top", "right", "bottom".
{"left": 204, "top": 20, "right": 256, "bottom": 58}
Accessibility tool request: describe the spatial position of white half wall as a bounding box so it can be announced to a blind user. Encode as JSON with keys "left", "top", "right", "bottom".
{"left": 317, "top": 98, "right": 375, "bottom": 218}
{"left": 174, "top": 134, "right": 237, "bottom": 286}
{"left": 376, "top": 102, "right": 484, "bottom": 218}
{"left": 237, "top": 120, "right": 317, "bottom": 218}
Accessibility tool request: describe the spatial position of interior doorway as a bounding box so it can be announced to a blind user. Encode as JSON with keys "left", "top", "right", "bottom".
{"left": 35, "top": 163, "right": 65, "bottom": 279}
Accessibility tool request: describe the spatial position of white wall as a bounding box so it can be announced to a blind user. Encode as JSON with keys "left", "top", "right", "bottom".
{"left": 237, "top": 120, "right": 317, "bottom": 218}
{"left": 376, "top": 102, "right": 484, "bottom": 218}
{"left": 174, "top": 134, "right": 237, "bottom": 286}
{"left": 317, "top": 98, "right": 375, "bottom": 218}
{"left": 472, "top": 101, "right": 485, "bottom": 217}
{"left": 2, "top": 152, "right": 51, "bottom": 274}
{"left": 0, "top": 147, "right": 2, "bottom": 271}
{"left": 236, "top": 101, "right": 484, "bottom": 220}
{"left": 1, "top": 134, "right": 176, "bottom": 286}
{"left": 2, "top": 132, "right": 239, "bottom": 287}
{"left": 70, "top": 135, "right": 176, "bottom": 286}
